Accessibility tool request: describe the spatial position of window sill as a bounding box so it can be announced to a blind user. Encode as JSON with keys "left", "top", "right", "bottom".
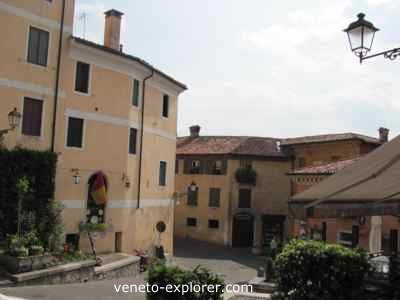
{"left": 25, "top": 61, "right": 49, "bottom": 70}
{"left": 73, "top": 90, "right": 91, "bottom": 97}
{"left": 65, "top": 145, "right": 84, "bottom": 151}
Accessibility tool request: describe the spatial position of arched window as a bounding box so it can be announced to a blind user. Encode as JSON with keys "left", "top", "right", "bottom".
{"left": 86, "top": 171, "right": 108, "bottom": 224}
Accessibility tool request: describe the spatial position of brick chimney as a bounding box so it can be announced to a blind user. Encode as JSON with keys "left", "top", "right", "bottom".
{"left": 104, "top": 9, "right": 124, "bottom": 50}
{"left": 189, "top": 125, "right": 201, "bottom": 138}
{"left": 378, "top": 127, "right": 389, "bottom": 143}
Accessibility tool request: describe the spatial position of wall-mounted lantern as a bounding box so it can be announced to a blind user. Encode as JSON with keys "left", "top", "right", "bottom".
{"left": 72, "top": 169, "right": 81, "bottom": 185}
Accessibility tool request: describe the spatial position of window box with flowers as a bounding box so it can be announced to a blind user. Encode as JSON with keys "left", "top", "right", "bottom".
{"left": 235, "top": 167, "right": 257, "bottom": 185}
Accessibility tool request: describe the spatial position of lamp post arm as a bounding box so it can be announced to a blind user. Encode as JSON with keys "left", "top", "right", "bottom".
{"left": 362, "top": 47, "right": 400, "bottom": 62}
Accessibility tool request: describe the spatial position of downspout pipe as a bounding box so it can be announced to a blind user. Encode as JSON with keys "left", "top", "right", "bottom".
{"left": 137, "top": 70, "right": 154, "bottom": 209}
{"left": 51, "top": 0, "right": 66, "bottom": 152}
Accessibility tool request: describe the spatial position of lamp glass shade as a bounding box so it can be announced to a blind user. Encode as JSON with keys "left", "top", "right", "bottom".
{"left": 8, "top": 108, "right": 22, "bottom": 129}
{"left": 344, "top": 13, "right": 379, "bottom": 58}
{"left": 189, "top": 183, "right": 197, "bottom": 192}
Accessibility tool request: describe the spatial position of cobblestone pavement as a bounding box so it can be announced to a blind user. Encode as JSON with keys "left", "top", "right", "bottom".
{"left": 0, "top": 238, "right": 265, "bottom": 300}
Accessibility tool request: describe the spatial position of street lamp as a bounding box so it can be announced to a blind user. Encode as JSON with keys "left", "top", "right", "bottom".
{"left": 344, "top": 13, "right": 400, "bottom": 63}
{"left": 0, "top": 108, "right": 22, "bottom": 143}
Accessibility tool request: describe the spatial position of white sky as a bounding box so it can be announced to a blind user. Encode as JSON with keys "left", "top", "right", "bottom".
{"left": 74, "top": 0, "right": 400, "bottom": 139}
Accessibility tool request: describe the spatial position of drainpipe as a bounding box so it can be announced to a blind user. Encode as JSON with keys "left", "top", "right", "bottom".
{"left": 50, "top": 0, "right": 66, "bottom": 152}
{"left": 137, "top": 70, "right": 154, "bottom": 209}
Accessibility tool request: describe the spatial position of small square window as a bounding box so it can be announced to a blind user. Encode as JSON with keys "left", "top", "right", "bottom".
{"left": 187, "top": 218, "right": 197, "bottom": 227}
{"left": 208, "top": 219, "right": 219, "bottom": 229}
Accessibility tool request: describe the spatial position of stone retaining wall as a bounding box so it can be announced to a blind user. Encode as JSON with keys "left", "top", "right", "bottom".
{"left": 2, "top": 256, "right": 140, "bottom": 287}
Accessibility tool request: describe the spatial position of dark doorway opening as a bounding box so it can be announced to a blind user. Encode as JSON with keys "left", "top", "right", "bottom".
{"left": 232, "top": 213, "right": 254, "bottom": 247}
{"left": 115, "top": 232, "right": 122, "bottom": 253}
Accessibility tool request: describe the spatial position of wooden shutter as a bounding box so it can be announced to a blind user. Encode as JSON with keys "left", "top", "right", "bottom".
{"left": 67, "top": 117, "right": 84, "bottom": 148}
{"left": 27, "top": 27, "right": 49, "bottom": 66}
{"left": 22, "top": 98, "right": 43, "bottom": 136}
{"left": 132, "top": 79, "right": 139, "bottom": 106}
{"left": 352, "top": 225, "right": 359, "bottom": 247}
{"left": 187, "top": 187, "right": 198, "bottom": 206}
{"left": 390, "top": 230, "right": 398, "bottom": 254}
{"left": 129, "top": 128, "right": 137, "bottom": 154}
{"left": 38, "top": 30, "right": 49, "bottom": 66}
{"left": 159, "top": 161, "right": 167, "bottom": 186}
{"left": 321, "top": 222, "right": 327, "bottom": 242}
{"left": 183, "top": 159, "right": 191, "bottom": 174}
{"left": 27, "top": 27, "right": 39, "bottom": 64}
{"left": 209, "top": 188, "right": 220, "bottom": 207}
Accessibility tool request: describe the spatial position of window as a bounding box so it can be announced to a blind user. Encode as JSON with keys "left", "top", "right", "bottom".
{"left": 209, "top": 188, "right": 221, "bottom": 208}
{"left": 159, "top": 161, "right": 167, "bottom": 186}
{"left": 27, "top": 26, "right": 49, "bottom": 66}
{"left": 66, "top": 117, "right": 84, "bottom": 148}
{"left": 22, "top": 97, "right": 43, "bottom": 136}
{"left": 337, "top": 231, "right": 353, "bottom": 246}
{"left": 212, "top": 160, "right": 223, "bottom": 175}
{"left": 75, "top": 61, "right": 90, "bottom": 94}
{"left": 191, "top": 160, "right": 201, "bottom": 174}
{"left": 208, "top": 219, "right": 219, "bottom": 229}
{"left": 298, "top": 157, "right": 306, "bottom": 168}
{"left": 240, "top": 160, "right": 252, "bottom": 169}
{"left": 162, "top": 94, "right": 169, "bottom": 117}
{"left": 129, "top": 128, "right": 137, "bottom": 154}
{"left": 132, "top": 79, "right": 140, "bottom": 106}
{"left": 187, "top": 186, "right": 198, "bottom": 206}
{"left": 187, "top": 218, "right": 197, "bottom": 227}
{"left": 238, "top": 189, "right": 251, "bottom": 208}
{"left": 175, "top": 159, "right": 179, "bottom": 174}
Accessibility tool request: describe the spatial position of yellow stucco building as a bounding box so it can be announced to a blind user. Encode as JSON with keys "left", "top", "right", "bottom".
{"left": 175, "top": 126, "right": 291, "bottom": 251}
{"left": 0, "top": 0, "right": 186, "bottom": 255}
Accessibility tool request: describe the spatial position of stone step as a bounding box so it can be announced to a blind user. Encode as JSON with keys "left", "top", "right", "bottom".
{"left": 0, "top": 278, "right": 14, "bottom": 288}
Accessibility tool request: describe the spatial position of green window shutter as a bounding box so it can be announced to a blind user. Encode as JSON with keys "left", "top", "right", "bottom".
{"left": 132, "top": 79, "right": 139, "bottom": 106}
{"left": 209, "top": 188, "right": 221, "bottom": 207}
{"left": 187, "top": 187, "right": 198, "bottom": 206}
{"left": 159, "top": 161, "right": 167, "bottom": 186}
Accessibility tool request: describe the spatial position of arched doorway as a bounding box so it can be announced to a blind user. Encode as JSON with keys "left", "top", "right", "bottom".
{"left": 232, "top": 213, "right": 254, "bottom": 247}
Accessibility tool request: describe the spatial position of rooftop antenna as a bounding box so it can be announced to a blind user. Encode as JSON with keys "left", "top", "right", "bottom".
{"left": 79, "top": 12, "right": 87, "bottom": 39}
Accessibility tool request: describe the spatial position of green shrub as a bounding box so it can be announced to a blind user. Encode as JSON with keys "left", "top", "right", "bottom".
{"left": 29, "top": 245, "right": 44, "bottom": 256}
{"left": 147, "top": 260, "right": 224, "bottom": 300}
{"left": 79, "top": 222, "right": 108, "bottom": 233}
{"left": 274, "top": 239, "right": 369, "bottom": 300}
{"left": 0, "top": 148, "right": 58, "bottom": 250}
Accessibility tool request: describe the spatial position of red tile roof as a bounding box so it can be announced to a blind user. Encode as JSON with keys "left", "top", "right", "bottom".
{"left": 288, "top": 158, "right": 360, "bottom": 175}
{"left": 281, "top": 133, "right": 381, "bottom": 146}
{"left": 176, "top": 136, "right": 285, "bottom": 158}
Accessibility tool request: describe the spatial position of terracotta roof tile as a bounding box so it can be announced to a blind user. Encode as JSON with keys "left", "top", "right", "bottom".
{"left": 288, "top": 158, "right": 360, "bottom": 175}
{"left": 176, "top": 136, "right": 285, "bottom": 157}
{"left": 281, "top": 133, "right": 381, "bottom": 146}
